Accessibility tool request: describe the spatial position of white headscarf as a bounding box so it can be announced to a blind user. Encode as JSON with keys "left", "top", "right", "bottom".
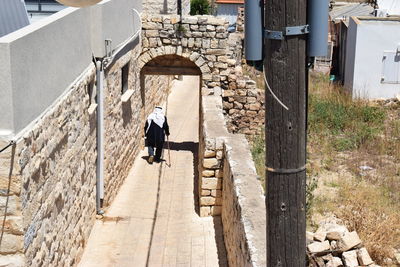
{"left": 146, "top": 107, "right": 165, "bottom": 132}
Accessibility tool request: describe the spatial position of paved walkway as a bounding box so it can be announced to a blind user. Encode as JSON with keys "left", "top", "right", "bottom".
{"left": 78, "top": 76, "right": 227, "bottom": 267}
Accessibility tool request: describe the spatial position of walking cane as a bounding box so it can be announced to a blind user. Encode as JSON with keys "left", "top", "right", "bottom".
{"left": 166, "top": 135, "right": 171, "bottom": 167}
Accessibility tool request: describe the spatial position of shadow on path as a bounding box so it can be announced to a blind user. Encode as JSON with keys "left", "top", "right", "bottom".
{"left": 167, "top": 141, "right": 200, "bottom": 216}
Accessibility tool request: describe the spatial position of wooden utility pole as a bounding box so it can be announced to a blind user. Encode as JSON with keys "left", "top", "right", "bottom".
{"left": 264, "top": 0, "right": 307, "bottom": 265}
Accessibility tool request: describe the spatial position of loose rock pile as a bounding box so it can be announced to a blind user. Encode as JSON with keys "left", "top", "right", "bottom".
{"left": 307, "top": 222, "right": 380, "bottom": 267}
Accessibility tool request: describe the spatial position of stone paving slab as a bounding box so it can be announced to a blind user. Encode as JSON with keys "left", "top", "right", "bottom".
{"left": 78, "top": 76, "right": 227, "bottom": 267}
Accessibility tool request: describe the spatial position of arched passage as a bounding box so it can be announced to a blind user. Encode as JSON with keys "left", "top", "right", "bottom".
{"left": 139, "top": 53, "right": 204, "bottom": 211}
{"left": 141, "top": 54, "right": 202, "bottom": 76}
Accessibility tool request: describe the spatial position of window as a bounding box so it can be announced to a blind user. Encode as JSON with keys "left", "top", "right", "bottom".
{"left": 121, "top": 62, "right": 130, "bottom": 94}
{"left": 381, "top": 51, "right": 400, "bottom": 84}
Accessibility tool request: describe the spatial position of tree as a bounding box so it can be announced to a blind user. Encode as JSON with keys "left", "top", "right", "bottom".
{"left": 190, "top": 0, "right": 210, "bottom": 15}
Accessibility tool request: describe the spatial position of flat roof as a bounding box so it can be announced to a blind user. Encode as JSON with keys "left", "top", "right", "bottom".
{"left": 330, "top": 3, "right": 374, "bottom": 21}
{"left": 357, "top": 16, "right": 400, "bottom": 22}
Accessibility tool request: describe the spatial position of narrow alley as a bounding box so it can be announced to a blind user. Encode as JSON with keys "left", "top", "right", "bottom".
{"left": 78, "top": 76, "right": 228, "bottom": 267}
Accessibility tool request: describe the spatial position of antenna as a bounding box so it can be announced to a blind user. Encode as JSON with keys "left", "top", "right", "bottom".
{"left": 55, "top": 0, "right": 102, "bottom": 8}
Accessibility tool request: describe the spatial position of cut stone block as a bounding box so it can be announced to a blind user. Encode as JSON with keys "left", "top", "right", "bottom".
{"left": 203, "top": 158, "right": 219, "bottom": 169}
{"left": 342, "top": 250, "right": 358, "bottom": 267}
{"left": 339, "top": 231, "right": 362, "bottom": 251}
{"left": 200, "top": 206, "right": 211, "bottom": 217}
{"left": 326, "top": 257, "right": 343, "bottom": 267}
{"left": 357, "top": 247, "right": 373, "bottom": 266}
{"left": 202, "top": 178, "right": 219, "bottom": 190}
{"left": 204, "top": 150, "right": 216, "bottom": 158}
{"left": 202, "top": 170, "right": 214, "bottom": 177}
{"left": 307, "top": 240, "right": 330, "bottom": 254}
{"left": 200, "top": 196, "right": 216, "bottom": 206}
{"left": 314, "top": 231, "right": 327, "bottom": 242}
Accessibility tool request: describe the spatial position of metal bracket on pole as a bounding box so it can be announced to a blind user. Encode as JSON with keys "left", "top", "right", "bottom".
{"left": 265, "top": 24, "right": 309, "bottom": 40}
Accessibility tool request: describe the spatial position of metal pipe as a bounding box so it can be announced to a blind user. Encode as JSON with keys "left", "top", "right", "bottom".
{"left": 244, "top": 0, "right": 263, "bottom": 61}
{"left": 308, "top": 0, "right": 329, "bottom": 57}
{"left": 95, "top": 60, "right": 104, "bottom": 215}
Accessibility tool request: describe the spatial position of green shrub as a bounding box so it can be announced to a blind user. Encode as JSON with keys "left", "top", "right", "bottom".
{"left": 190, "top": 0, "right": 210, "bottom": 15}
{"left": 308, "top": 84, "right": 386, "bottom": 152}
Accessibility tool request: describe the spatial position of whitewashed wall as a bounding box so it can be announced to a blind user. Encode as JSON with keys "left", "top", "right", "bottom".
{"left": 216, "top": 4, "right": 242, "bottom": 25}
{"left": 345, "top": 17, "right": 400, "bottom": 99}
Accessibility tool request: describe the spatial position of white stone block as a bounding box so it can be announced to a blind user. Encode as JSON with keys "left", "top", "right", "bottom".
{"left": 326, "top": 257, "right": 343, "bottom": 267}
{"left": 314, "top": 231, "right": 327, "bottom": 242}
{"left": 342, "top": 250, "right": 358, "bottom": 267}
{"left": 307, "top": 240, "right": 330, "bottom": 254}
{"left": 339, "top": 231, "right": 362, "bottom": 252}
{"left": 357, "top": 247, "right": 373, "bottom": 266}
{"left": 203, "top": 158, "right": 219, "bottom": 169}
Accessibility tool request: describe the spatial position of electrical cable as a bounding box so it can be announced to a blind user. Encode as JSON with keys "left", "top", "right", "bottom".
{"left": 0, "top": 142, "right": 16, "bottom": 249}
{"left": 0, "top": 141, "right": 14, "bottom": 154}
{"left": 262, "top": 64, "right": 289, "bottom": 111}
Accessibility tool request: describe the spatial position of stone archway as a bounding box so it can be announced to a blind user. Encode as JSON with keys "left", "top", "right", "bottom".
{"left": 138, "top": 14, "right": 265, "bottom": 216}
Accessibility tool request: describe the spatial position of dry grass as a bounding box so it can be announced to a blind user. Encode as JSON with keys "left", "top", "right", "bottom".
{"left": 248, "top": 69, "right": 400, "bottom": 264}
{"left": 336, "top": 180, "right": 400, "bottom": 264}
{"left": 307, "top": 72, "right": 400, "bottom": 264}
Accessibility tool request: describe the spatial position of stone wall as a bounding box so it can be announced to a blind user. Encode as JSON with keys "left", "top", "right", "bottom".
{"left": 15, "top": 66, "right": 97, "bottom": 266}
{"left": 198, "top": 96, "right": 227, "bottom": 217}
{"left": 0, "top": 141, "right": 24, "bottom": 266}
{"left": 223, "top": 70, "right": 265, "bottom": 135}
{"left": 222, "top": 136, "right": 266, "bottom": 267}
{"left": 140, "top": 14, "right": 264, "bottom": 137}
{"left": 198, "top": 94, "right": 266, "bottom": 266}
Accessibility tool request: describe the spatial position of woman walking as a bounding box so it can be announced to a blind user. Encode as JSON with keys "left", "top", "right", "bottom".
{"left": 144, "top": 107, "right": 170, "bottom": 164}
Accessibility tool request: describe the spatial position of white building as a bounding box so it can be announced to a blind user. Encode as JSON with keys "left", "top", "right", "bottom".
{"left": 344, "top": 16, "right": 400, "bottom": 99}
{"left": 216, "top": 0, "right": 243, "bottom": 26}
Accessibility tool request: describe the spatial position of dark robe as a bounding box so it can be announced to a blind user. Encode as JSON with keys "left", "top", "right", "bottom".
{"left": 144, "top": 117, "right": 170, "bottom": 147}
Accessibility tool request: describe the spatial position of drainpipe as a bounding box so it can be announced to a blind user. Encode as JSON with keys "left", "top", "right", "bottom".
{"left": 96, "top": 60, "right": 105, "bottom": 215}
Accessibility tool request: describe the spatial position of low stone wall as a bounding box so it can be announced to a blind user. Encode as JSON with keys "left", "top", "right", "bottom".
{"left": 198, "top": 95, "right": 266, "bottom": 266}
{"left": 198, "top": 96, "right": 227, "bottom": 216}
{"left": 222, "top": 136, "right": 266, "bottom": 267}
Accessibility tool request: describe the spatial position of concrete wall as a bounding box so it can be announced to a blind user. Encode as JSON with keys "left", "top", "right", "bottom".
{"left": 91, "top": 0, "right": 142, "bottom": 57}
{"left": 0, "top": 0, "right": 142, "bottom": 140}
{"left": 0, "top": 7, "right": 92, "bottom": 139}
{"left": 345, "top": 17, "right": 400, "bottom": 99}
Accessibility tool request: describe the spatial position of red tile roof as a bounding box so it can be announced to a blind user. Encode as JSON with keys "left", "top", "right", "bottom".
{"left": 216, "top": 0, "right": 244, "bottom": 4}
